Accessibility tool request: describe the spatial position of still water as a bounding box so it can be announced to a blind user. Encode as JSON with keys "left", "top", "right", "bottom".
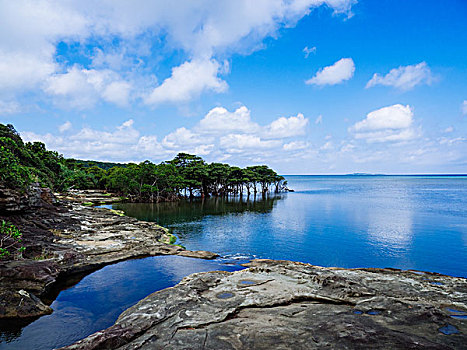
{"left": 1, "top": 175, "right": 466, "bottom": 349}
{"left": 115, "top": 175, "right": 467, "bottom": 277}
{"left": 0, "top": 256, "right": 242, "bottom": 350}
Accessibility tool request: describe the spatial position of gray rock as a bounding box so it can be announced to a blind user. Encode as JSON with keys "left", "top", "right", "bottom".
{"left": 0, "top": 191, "right": 217, "bottom": 320}
{"left": 62, "top": 259, "right": 467, "bottom": 350}
{"left": 0, "top": 183, "right": 57, "bottom": 214}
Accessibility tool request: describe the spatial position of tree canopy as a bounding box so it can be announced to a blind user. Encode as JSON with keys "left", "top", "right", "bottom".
{"left": 0, "top": 123, "right": 288, "bottom": 201}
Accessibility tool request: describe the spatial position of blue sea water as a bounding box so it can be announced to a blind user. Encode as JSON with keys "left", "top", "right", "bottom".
{"left": 116, "top": 175, "right": 467, "bottom": 278}
{"left": 1, "top": 175, "right": 466, "bottom": 349}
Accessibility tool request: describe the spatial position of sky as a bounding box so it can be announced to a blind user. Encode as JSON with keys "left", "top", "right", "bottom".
{"left": 0, "top": 0, "right": 466, "bottom": 174}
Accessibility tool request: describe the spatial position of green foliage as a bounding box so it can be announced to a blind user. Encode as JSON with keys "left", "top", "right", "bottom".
{"left": 0, "top": 123, "right": 287, "bottom": 201}
{"left": 0, "top": 220, "right": 25, "bottom": 259}
{"left": 168, "top": 234, "right": 177, "bottom": 245}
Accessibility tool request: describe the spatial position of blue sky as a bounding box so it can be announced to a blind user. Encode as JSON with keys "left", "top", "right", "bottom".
{"left": 0, "top": 0, "right": 466, "bottom": 174}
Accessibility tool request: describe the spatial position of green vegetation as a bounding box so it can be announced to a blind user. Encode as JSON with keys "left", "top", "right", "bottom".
{"left": 0, "top": 123, "right": 288, "bottom": 202}
{"left": 109, "top": 209, "right": 125, "bottom": 216}
{"left": 0, "top": 220, "right": 25, "bottom": 259}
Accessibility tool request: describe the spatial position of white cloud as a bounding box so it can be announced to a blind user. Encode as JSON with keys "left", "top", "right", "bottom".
{"left": 303, "top": 46, "right": 316, "bottom": 58}
{"left": 366, "top": 62, "right": 433, "bottom": 91}
{"left": 462, "top": 100, "right": 467, "bottom": 115}
{"left": 283, "top": 141, "right": 309, "bottom": 151}
{"left": 350, "top": 104, "right": 418, "bottom": 143}
{"left": 22, "top": 120, "right": 141, "bottom": 161}
{"left": 45, "top": 66, "right": 132, "bottom": 108}
{"left": 0, "top": 0, "right": 356, "bottom": 109}
{"left": 0, "top": 100, "right": 21, "bottom": 115}
{"left": 20, "top": 105, "right": 313, "bottom": 162}
{"left": 69, "top": 120, "right": 139, "bottom": 146}
{"left": 196, "top": 106, "right": 259, "bottom": 134}
{"left": 145, "top": 59, "right": 228, "bottom": 105}
{"left": 101, "top": 81, "right": 132, "bottom": 107}
{"left": 305, "top": 58, "right": 355, "bottom": 86}
{"left": 315, "top": 115, "right": 323, "bottom": 124}
{"left": 439, "top": 136, "right": 466, "bottom": 146}
{"left": 220, "top": 134, "right": 280, "bottom": 153}
{"left": 162, "top": 127, "right": 211, "bottom": 149}
{"left": 263, "top": 113, "right": 309, "bottom": 138}
{"left": 58, "top": 121, "right": 72, "bottom": 133}
{"left": 0, "top": 52, "right": 56, "bottom": 92}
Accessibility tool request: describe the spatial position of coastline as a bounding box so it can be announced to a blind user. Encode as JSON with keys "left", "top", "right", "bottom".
{"left": 62, "top": 259, "right": 467, "bottom": 349}
{"left": 1, "top": 188, "right": 466, "bottom": 349}
{"left": 0, "top": 190, "right": 217, "bottom": 322}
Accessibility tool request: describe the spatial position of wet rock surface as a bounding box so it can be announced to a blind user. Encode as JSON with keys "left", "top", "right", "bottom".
{"left": 63, "top": 259, "right": 467, "bottom": 350}
{"left": 0, "top": 190, "right": 217, "bottom": 321}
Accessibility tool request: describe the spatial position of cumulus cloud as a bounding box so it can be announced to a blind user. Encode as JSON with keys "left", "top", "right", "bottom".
{"left": 45, "top": 66, "right": 132, "bottom": 108}
{"left": 0, "top": 0, "right": 356, "bottom": 109}
{"left": 22, "top": 119, "right": 143, "bottom": 161}
{"left": 366, "top": 62, "right": 433, "bottom": 91}
{"left": 220, "top": 134, "right": 280, "bottom": 153}
{"left": 305, "top": 58, "right": 355, "bottom": 86}
{"left": 161, "top": 127, "right": 215, "bottom": 156}
{"left": 462, "top": 100, "right": 467, "bottom": 115}
{"left": 196, "top": 106, "right": 259, "bottom": 134}
{"left": 263, "top": 113, "right": 309, "bottom": 138}
{"left": 349, "top": 104, "right": 418, "bottom": 143}
{"left": 145, "top": 59, "right": 228, "bottom": 105}
{"left": 20, "top": 105, "right": 313, "bottom": 163}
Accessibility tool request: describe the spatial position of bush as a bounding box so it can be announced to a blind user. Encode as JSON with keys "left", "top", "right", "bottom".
{"left": 0, "top": 220, "right": 25, "bottom": 259}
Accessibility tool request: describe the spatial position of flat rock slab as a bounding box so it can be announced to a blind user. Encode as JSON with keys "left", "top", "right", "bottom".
{"left": 63, "top": 259, "right": 467, "bottom": 350}
{"left": 0, "top": 197, "right": 217, "bottom": 320}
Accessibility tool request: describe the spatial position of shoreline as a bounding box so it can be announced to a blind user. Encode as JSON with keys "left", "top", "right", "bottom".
{"left": 0, "top": 190, "right": 217, "bottom": 322}
{"left": 62, "top": 259, "right": 467, "bottom": 349}
{"left": 1, "top": 189, "right": 466, "bottom": 348}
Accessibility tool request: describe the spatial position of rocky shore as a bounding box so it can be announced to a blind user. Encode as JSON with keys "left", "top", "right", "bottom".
{"left": 1, "top": 187, "right": 466, "bottom": 349}
{"left": 63, "top": 259, "right": 467, "bottom": 349}
{"left": 0, "top": 188, "right": 216, "bottom": 321}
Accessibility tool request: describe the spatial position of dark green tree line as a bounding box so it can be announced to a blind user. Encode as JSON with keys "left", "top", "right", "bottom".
{"left": 0, "top": 124, "right": 288, "bottom": 202}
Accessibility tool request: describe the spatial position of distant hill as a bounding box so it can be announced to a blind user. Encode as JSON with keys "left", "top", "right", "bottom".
{"left": 74, "top": 160, "right": 127, "bottom": 170}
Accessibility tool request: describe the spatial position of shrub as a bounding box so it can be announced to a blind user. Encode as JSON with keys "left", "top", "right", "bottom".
{"left": 0, "top": 220, "right": 25, "bottom": 259}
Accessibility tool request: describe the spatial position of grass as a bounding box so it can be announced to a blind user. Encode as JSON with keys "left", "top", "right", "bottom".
{"left": 83, "top": 202, "right": 94, "bottom": 206}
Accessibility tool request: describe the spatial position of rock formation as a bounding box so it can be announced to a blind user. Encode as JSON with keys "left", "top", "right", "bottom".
{"left": 0, "top": 190, "right": 216, "bottom": 320}
{"left": 63, "top": 259, "right": 467, "bottom": 349}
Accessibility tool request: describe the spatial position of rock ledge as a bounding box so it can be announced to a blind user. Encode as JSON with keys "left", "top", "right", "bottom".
{"left": 0, "top": 191, "right": 217, "bottom": 320}
{"left": 63, "top": 259, "right": 467, "bottom": 349}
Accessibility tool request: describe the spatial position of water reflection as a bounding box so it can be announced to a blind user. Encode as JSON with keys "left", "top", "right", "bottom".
{"left": 113, "top": 176, "right": 467, "bottom": 277}
{"left": 113, "top": 194, "right": 285, "bottom": 226}
{"left": 365, "top": 181, "right": 414, "bottom": 252}
{"left": 0, "top": 256, "right": 242, "bottom": 350}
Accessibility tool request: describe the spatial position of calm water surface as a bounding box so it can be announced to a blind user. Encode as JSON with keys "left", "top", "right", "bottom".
{"left": 116, "top": 175, "right": 467, "bottom": 277}
{"left": 0, "top": 256, "right": 242, "bottom": 350}
{"left": 1, "top": 175, "right": 466, "bottom": 349}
